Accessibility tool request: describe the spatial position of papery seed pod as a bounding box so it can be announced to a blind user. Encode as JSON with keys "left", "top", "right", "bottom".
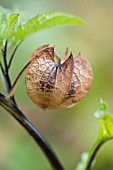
{"left": 25, "top": 44, "right": 93, "bottom": 109}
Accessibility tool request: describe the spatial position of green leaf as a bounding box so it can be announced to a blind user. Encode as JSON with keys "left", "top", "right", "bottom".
{"left": 0, "top": 6, "right": 8, "bottom": 47}
{"left": 98, "top": 114, "right": 113, "bottom": 141}
{"left": 85, "top": 114, "right": 113, "bottom": 170}
{"left": 7, "top": 14, "right": 19, "bottom": 43}
{"left": 14, "top": 11, "right": 86, "bottom": 45}
{"left": 76, "top": 100, "right": 113, "bottom": 170}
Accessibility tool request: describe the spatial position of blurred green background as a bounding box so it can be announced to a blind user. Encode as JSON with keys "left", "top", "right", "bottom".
{"left": 0, "top": 0, "right": 113, "bottom": 170}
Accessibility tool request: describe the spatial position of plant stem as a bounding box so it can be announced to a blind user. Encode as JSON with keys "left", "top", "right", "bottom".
{"left": 8, "top": 61, "right": 30, "bottom": 98}
{"left": 8, "top": 42, "right": 22, "bottom": 69}
{"left": 1, "top": 42, "right": 17, "bottom": 105}
{"left": 0, "top": 62, "right": 5, "bottom": 75}
{"left": 2, "top": 41, "right": 8, "bottom": 71}
{"left": 85, "top": 140, "right": 103, "bottom": 170}
{"left": 0, "top": 92, "right": 64, "bottom": 170}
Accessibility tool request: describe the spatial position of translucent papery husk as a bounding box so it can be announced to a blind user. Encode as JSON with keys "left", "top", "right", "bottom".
{"left": 25, "top": 45, "right": 93, "bottom": 110}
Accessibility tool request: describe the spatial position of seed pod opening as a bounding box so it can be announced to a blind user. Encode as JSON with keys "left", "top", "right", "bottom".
{"left": 25, "top": 44, "right": 93, "bottom": 110}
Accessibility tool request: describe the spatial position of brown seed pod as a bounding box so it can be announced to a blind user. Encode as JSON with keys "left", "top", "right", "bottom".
{"left": 25, "top": 44, "right": 93, "bottom": 109}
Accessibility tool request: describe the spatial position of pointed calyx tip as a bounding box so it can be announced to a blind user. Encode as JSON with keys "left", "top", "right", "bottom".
{"left": 69, "top": 52, "right": 74, "bottom": 59}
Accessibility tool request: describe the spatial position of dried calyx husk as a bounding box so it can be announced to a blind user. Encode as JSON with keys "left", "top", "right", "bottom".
{"left": 25, "top": 44, "right": 93, "bottom": 110}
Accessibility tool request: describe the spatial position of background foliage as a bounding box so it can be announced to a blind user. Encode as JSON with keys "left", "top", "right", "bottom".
{"left": 0, "top": 0, "right": 113, "bottom": 170}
